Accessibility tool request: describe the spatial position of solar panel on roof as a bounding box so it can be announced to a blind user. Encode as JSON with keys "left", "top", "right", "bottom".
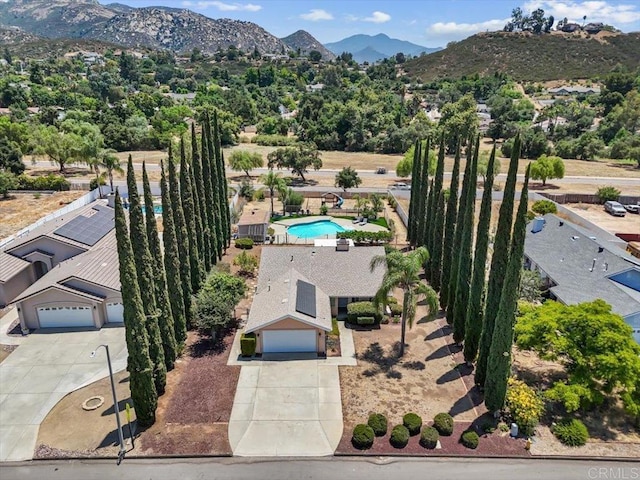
{"left": 54, "top": 206, "right": 114, "bottom": 246}
{"left": 295, "top": 280, "right": 316, "bottom": 318}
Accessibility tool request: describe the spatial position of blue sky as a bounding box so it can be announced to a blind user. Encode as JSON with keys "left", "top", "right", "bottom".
{"left": 109, "top": 0, "right": 640, "bottom": 47}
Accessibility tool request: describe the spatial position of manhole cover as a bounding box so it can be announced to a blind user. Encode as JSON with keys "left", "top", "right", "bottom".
{"left": 82, "top": 395, "right": 105, "bottom": 411}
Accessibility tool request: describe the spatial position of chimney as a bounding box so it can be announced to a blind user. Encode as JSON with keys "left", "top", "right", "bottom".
{"left": 107, "top": 193, "right": 115, "bottom": 208}
{"left": 598, "top": 246, "right": 604, "bottom": 253}
{"left": 531, "top": 217, "right": 545, "bottom": 234}
{"left": 590, "top": 258, "right": 596, "bottom": 272}
{"left": 559, "top": 221, "right": 564, "bottom": 226}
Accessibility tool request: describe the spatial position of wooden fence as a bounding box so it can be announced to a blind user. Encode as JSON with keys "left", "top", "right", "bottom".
{"left": 539, "top": 192, "right": 640, "bottom": 205}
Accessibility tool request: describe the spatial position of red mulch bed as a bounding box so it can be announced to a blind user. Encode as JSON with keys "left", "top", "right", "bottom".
{"left": 137, "top": 328, "right": 240, "bottom": 456}
{"left": 337, "top": 420, "right": 530, "bottom": 457}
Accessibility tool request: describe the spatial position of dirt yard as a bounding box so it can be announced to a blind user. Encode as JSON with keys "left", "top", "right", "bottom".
{"left": 0, "top": 191, "right": 85, "bottom": 239}
{"left": 563, "top": 203, "right": 640, "bottom": 234}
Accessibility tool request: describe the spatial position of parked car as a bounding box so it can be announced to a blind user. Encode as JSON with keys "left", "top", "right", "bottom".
{"left": 391, "top": 182, "right": 410, "bottom": 190}
{"left": 376, "top": 167, "right": 387, "bottom": 174}
{"left": 624, "top": 204, "right": 639, "bottom": 214}
{"left": 604, "top": 201, "right": 627, "bottom": 217}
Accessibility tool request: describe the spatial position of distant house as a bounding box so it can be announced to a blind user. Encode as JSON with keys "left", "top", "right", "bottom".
{"left": 584, "top": 22, "right": 604, "bottom": 34}
{"left": 561, "top": 22, "right": 582, "bottom": 33}
{"left": 306, "top": 83, "right": 325, "bottom": 92}
{"left": 163, "top": 92, "right": 197, "bottom": 102}
{"left": 524, "top": 214, "right": 640, "bottom": 343}
{"left": 425, "top": 107, "right": 442, "bottom": 122}
{"left": 547, "top": 85, "right": 600, "bottom": 96}
{"left": 476, "top": 103, "right": 491, "bottom": 114}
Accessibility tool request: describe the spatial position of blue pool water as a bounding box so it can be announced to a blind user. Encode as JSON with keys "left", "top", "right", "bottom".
{"left": 140, "top": 205, "right": 163, "bottom": 214}
{"left": 287, "top": 220, "right": 348, "bottom": 239}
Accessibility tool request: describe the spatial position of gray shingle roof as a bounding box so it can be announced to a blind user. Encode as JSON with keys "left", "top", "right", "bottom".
{"left": 256, "top": 245, "right": 386, "bottom": 298}
{"left": 524, "top": 214, "right": 640, "bottom": 318}
{"left": 245, "top": 268, "right": 331, "bottom": 332}
{"left": 0, "top": 251, "right": 30, "bottom": 283}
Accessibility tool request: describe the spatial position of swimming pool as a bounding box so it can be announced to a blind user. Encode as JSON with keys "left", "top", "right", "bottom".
{"left": 287, "top": 220, "right": 348, "bottom": 239}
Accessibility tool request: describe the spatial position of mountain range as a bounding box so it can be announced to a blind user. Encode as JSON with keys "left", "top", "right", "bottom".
{"left": 324, "top": 33, "right": 441, "bottom": 63}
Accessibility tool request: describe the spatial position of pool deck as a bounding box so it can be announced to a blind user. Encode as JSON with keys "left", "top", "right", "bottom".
{"left": 270, "top": 215, "right": 387, "bottom": 244}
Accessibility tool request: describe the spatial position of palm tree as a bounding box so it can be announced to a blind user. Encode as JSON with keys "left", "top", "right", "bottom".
{"left": 98, "top": 149, "right": 124, "bottom": 193}
{"left": 370, "top": 247, "right": 439, "bottom": 357}
{"left": 260, "top": 169, "right": 285, "bottom": 217}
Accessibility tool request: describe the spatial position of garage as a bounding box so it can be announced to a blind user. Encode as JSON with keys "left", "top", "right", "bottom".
{"left": 262, "top": 330, "right": 317, "bottom": 353}
{"left": 37, "top": 306, "right": 94, "bottom": 328}
{"left": 106, "top": 302, "right": 124, "bottom": 323}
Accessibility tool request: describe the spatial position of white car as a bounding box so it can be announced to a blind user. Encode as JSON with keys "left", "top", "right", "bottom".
{"left": 391, "top": 182, "right": 411, "bottom": 190}
{"left": 624, "top": 204, "right": 639, "bottom": 214}
{"left": 604, "top": 201, "right": 626, "bottom": 217}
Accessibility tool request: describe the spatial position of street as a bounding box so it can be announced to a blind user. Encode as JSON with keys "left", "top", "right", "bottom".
{"left": 1, "top": 457, "right": 638, "bottom": 480}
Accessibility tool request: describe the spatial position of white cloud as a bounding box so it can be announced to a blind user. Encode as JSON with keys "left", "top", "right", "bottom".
{"left": 363, "top": 11, "right": 391, "bottom": 23}
{"left": 300, "top": 9, "right": 334, "bottom": 21}
{"left": 427, "top": 18, "right": 509, "bottom": 36}
{"left": 182, "top": 1, "right": 262, "bottom": 11}
{"left": 522, "top": 0, "right": 640, "bottom": 24}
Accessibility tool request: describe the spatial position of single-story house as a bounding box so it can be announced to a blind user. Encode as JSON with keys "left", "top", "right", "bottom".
{"left": 244, "top": 244, "right": 386, "bottom": 354}
{"left": 524, "top": 214, "right": 640, "bottom": 343}
{"left": 237, "top": 209, "right": 270, "bottom": 243}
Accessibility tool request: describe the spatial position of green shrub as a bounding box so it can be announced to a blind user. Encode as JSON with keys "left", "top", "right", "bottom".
{"left": 420, "top": 426, "right": 439, "bottom": 449}
{"left": 253, "top": 189, "right": 265, "bottom": 201}
{"left": 367, "top": 413, "right": 388, "bottom": 436}
{"left": 552, "top": 418, "right": 589, "bottom": 446}
{"left": 347, "top": 301, "right": 382, "bottom": 324}
{"left": 461, "top": 430, "right": 479, "bottom": 449}
{"left": 337, "top": 230, "right": 393, "bottom": 245}
{"left": 433, "top": 413, "right": 454, "bottom": 436}
{"left": 89, "top": 177, "right": 107, "bottom": 190}
{"left": 352, "top": 424, "right": 375, "bottom": 449}
{"left": 596, "top": 186, "right": 620, "bottom": 203}
{"left": 235, "top": 238, "right": 254, "bottom": 249}
{"left": 505, "top": 378, "right": 545, "bottom": 437}
{"left": 357, "top": 316, "right": 375, "bottom": 325}
{"left": 531, "top": 199, "right": 557, "bottom": 215}
{"left": 389, "top": 425, "right": 410, "bottom": 448}
{"left": 389, "top": 302, "right": 403, "bottom": 317}
{"left": 240, "top": 333, "right": 256, "bottom": 356}
{"left": 252, "top": 134, "right": 296, "bottom": 146}
{"left": 319, "top": 204, "right": 328, "bottom": 215}
{"left": 17, "top": 174, "right": 70, "bottom": 191}
{"left": 403, "top": 413, "right": 422, "bottom": 436}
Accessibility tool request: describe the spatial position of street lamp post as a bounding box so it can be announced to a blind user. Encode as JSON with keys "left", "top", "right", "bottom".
{"left": 90, "top": 344, "right": 126, "bottom": 464}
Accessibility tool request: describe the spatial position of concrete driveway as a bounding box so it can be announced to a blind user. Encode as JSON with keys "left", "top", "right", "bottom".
{"left": 0, "top": 326, "right": 126, "bottom": 462}
{"left": 229, "top": 361, "right": 343, "bottom": 456}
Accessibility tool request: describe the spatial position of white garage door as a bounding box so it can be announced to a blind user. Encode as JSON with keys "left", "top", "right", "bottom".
{"left": 37, "top": 306, "right": 94, "bottom": 328}
{"left": 106, "top": 302, "right": 124, "bottom": 323}
{"left": 262, "top": 330, "right": 317, "bottom": 353}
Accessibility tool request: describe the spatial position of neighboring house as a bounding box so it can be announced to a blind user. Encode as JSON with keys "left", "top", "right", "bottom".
{"left": 1, "top": 200, "right": 120, "bottom": 330}
{"left": 547, "top": 85, "right": 601, "bottom": 95}
{"left": 306, "top": 83, "right": 325, "bottom": 92}
{"left": 584, "top": 22, "right": 604, "bottom": 34}
{"left": 163, "top": 92, "right": 196, "bottom": 102}
{"left": 524, "top": 214, "right": 640, "bottom": 343}
{"left": 237, "top": 209, "right": 269, "bottom": 243}
{"left": 245, "top": 244, "right": 385, "bottom": 354}
{"left": 561, "top": 22, "right": 582, "bottom": 33}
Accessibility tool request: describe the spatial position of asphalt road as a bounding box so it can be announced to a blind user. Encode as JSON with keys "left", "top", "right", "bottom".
{"left": 2, "top": 457, "right": 638, "bottom": 480}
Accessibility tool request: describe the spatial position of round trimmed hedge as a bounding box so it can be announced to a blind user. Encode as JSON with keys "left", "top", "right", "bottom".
{"left": 367, "top": 413, "right": 388, "bottom": 437}
{"left": 420, "top": 426, "right": 439, "bottom": 449}
{"left": 352, "top": 424, "right": 375, "bottom": 450}
{"left": 433, "top": 412, "right": 454, "bottom": 436}
{"left": 461, "top": 430, "right": 479, "bottom": 449}
{"left": 390, "top": 424, "right": 410, "bottom": 448}
{"left": 552, "top": 418, "right": 589, "bottom": 447}
{"left": 403, "top": 413, "right": 422, "bottom": 436}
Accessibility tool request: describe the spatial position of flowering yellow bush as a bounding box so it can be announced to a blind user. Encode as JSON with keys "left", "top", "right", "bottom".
{"left": 505, "top": 378, "right": 545, "bottom": 436}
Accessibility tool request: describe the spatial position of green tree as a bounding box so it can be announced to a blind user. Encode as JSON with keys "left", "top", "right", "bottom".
{"left": 97, "top": 149, "right": 122, "bottom": 193}
{"left": 335, "top": 166, "right": 362, "bottom": 191}
{"left": 260, "top": 169, "right": 286, "bottom": 217}
{"left": 464, "top": 144, "right": 497, "bottom": 363}
{"left": 180, "top": 137, "right": 204, "bottom": 292}
{"left": 406, "top": 140, "right": 421, "bottom": 245}
{"left": 370, "top": 247, "right": 439, "bottom": 357}
{"left": 430, "top": 190, "right": 446, "bottom": 291}
{"left": 30, "top": 124, "right": 82, "bottom": 173}
{"left": 201, "top": 117, "right": 219, "bottom": 266}
{"left": 425, "top": 135, "right": 445, "bottom": 254}
{"left": 168, "top": 145, "right": 193, "bottom": 327}
{"left": 475, "top": 134, "right": 521, "bottom": 387}
{"left": 126, "top": 156, "right": 167, "bottom": 394}
{"left": 228, "top": 150, "right": 264, "bottom": 178}
{"left": 0, "top": 137, "right": 25, "bottom": 175}
{"left": 452, "top": 137, "right": 479, "bottom": 343}
{"left": 267, "top": 143, "right": 322, "bottom": 182}
{"left": 113, "top": 191, "right": 157, "bottom": 427}
{"left": 189, "top": 123, "right": 205, "bottom": 267}
{"left": 209, "top": 111, "right": 228, "bottom": 256}
{"left": 142, "top": 162, "right": 177, "bottom": 369}
{"left": 0, "top": 170, "right": 17, "bottom": 198}
{"left": 529, "top": 154, "right": 565, "bottom": 186}
{"left": 233, "top": 250, "right": 259, "bottom": 276}
{"left": 484, "top": 166, "right": 530, "bottom": 413}
{"left": 416, "top": 138, "right": 432, "bottom": 247}
{"left": 160, "top": 160, "right": 187, "bottom": 346}
{"left": 519, "top": 269, "right": 543, "bottom": 303}
{"left": 439, "top": 140, "right": 462, "bottom": 306}
{"left": 194, "top": 271, "right": 247, "bottom": 337}
{"left": 477, "top": 150, "right": 500, "bottom": 184}
{"left": 515, "top": 300, "right": 640, "bottom": 416}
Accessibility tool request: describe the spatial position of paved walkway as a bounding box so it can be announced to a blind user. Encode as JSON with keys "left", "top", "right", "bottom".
{"left": 0, "top": 325, "right": 126, "bottom": 462}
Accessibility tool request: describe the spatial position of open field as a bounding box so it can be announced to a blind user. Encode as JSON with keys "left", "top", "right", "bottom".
{"left": 0, "top": 191, "right": 85, "bottom": 240}
{"left": 563, "top": 203, "right": 640, "bottom": 235}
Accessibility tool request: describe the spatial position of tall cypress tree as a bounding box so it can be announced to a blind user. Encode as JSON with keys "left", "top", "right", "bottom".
{"left": 191, "top": 123, "right": 211, "bottom": 271}
{"left": 168, "top": 145, "right": 193, "bottom": 327}
{"left": 406, "top": 139, "right": 421, "bottom": 245}
{"left": 430, "top": 189, "right": 446, "bottom": 289}
{"left": 203, "top": 113, "right": 222, "bottom": 262}
{"left": 446, "top": 139, "right": 474, "bottom": 325}
{"left": 113, "top": 190, "right": 157, "bottom": 427}
{"left": 452, "top": 136, "right": 479, "bottom": 344}
{"left": 426, "top": 134, "right": 445, "bottom": 253}
{"left": 160, "top": 160, "right": 187, "bottom": 347}
{"left": 439, "top": 140, "right": 461, "bottom": 309}
{"left": 475, "top": 134, "right": 521, "bottom": 387}
{"left": 422, "top": 178, "right": 435, "bottom": 252}
{"left": 416, "top": 138, "right": 431, "bottom": 247}
{"left": 126, "top": 156, "right": 167, "bottom": 394}
{"left": 213, "top": 112, "right": 231, "bottom": 249}
{"left": 179, "top": 137, "right": 204, "bottom": 293}
{"left": 463, "top": 144, "right": 497, "bottom": 364}
{"left": 484, "top": 166, "right": 530, "bottom": 412}
{"left": 189, "top": 123, "right": 205, "bottom": 268}
{"left": 142, "top": 162, "right": 177, "bottom": 370}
